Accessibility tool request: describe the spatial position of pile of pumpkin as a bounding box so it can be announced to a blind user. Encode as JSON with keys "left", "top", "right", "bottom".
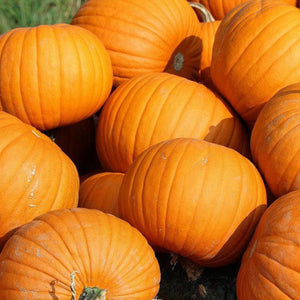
{"left": 0, "top": 0, "right": 300, "bottom": 298}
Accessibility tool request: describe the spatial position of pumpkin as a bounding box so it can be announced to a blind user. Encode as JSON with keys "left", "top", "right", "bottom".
{"left": 210, "top": 0, "right": 300, "bottom": 128}
{"left": 0, "top": 111, "right": 79, "bottom": 250}
{"left": 71, "top": 0, "right": 202, "bottom": 87}
{"left": 190, "top": 2, "right": 220, "bottom": 87}
{"left": 0, "top": 208, "right": 160, "bottom": 299}
{"left": 119, "top": 138, "right": 267, "bottom": 267}
{"left": 46, "top": 116, "right": 101, "bottom": 175}
{"left": 251, "top": 83, "right": 300, "bottom": 198}
{"left": 236, "top": 190, "right": 300, "bottom": 299}
{"left": 191, "top": 0, "right": 297, "bottom": 20}
{"left": 79, "top": 172, "right": 124, "bottom": 217}
{"left": 0, "top": 24, "right": 113, "bottom": 131}
{"left": 97, "top": 72, "right": 250, "bottom": 173}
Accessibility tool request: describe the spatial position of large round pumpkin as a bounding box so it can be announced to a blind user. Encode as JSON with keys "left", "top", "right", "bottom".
{"left": 71, "top": 0, "right": 202, "bottom": 86}
{"left": 79, "top": 172, "right": 124, "bottom": 218}
{"left": 0, "top": 111, "right": 79, "bottom": 249}
{"left": 0, "top": 24, "right": 113, "bottom": 130}
{"left": 97, "top": 72, "right": 250, "bottom": 173}
{"left": 236, "top": 190, "right": 300, "bottom": 299}
{"left": 210, "top": 0, "right": 300, "bottom": 127}
{"left": 119, "top": 138, "right": 267, "bottom": 267}
{"left": 193, "top": 0, "right": 296, "bottom": 20}
{"left": 0, "top": 208, "right": 160, "bottom": 299}
{"left": 251, "top": 83, "right": 300, "bottom": 197}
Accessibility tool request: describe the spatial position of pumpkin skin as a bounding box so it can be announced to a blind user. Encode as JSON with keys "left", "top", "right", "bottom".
{"left": 0, "top": 111, "right": 79, "bottom": 250}
{"left": 97, "top": 72, "right": 250, "bottom": 173}
{"left": 79, "top": 172, "right": 124, "bottom": 217}
{"left": 236, "top": 190, "right": 300, "bottom": 299}
{"left": 0, "top": 208, "right": 160, "bottom": 299}
{"left": 0, "top": 24, "right": 113, "bottom": 131}
{"left": 192, "top": 0, "right": 296, "bottom": 20}
{"left": 119, "top": 138, "right": 267, "bottom": 267}
{"left": 251, "top": 83, "right": 300, "bottom": 198}
{"left": 71, "top": 0, "right": 202, "bottom": 87}
{"left": 210, "top": 0, "right": 300, "bottom": 128}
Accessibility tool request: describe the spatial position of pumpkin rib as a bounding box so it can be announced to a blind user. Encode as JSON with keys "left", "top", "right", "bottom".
{"left": 268, "top": 119, "right": 300, "bottom": 157}
{"left": 6, "top": 234, "right": 73, "bottom": 289}
{"left": 76, "top": 0, "right": 170, "bottom": 46}
{"left": 19, "top": 30, "right": 36, "bottom": 127}
{"left": 233, "top": 14, "right": 300, "bottom": 93}
{"left": 179, "top": 141, "right": 212, "bottom": 256}
{"left": 276, "top": 142, "right": 300, "bottom": 193}
{"left": 0, "top": 30, "right": 23, "bottom": 121}
{"left": 47, "top": 149, "right": 66, "bottom": 211}
{"left": 133, "top": 76, "right": 174, "bottom": 158}
{"left": 257, "top": 109, "right": 300, "bottom": 157}
{"left": 114, "top": 78, "right": 154, "bottom": 170}
{"left": 145, "top": 77, "right": 183, "bottom": 147}
{"left": 73, "top": 26, "right": 110, "bottom": 119}
{"left": 163, "top": 139, "right": 192, "bottom": 248}
{"left": 225, "top": 10, "right": 292, "bottom": 81}
{"left": 63, "top": 28, "right": 83, "bottom": 125}
{"left": 254, "top": 251, "right": 296, "bottom": 298}
{"left": 37, "top": 214, "right": 87, "bottom": 286}
{"left": 52, "top": 26, "right": 62, "bottom": 128}
{"left": 134, "top": 141, "right": 167, "bottom": 232}
{"left": 35, "top": 27, "right": 48, "bottom": 129}
{"left": 74, "top": 13, "right": 170, "bottom": 54}
{"left": 72, "top": 211, "right": 93, "bottom": 285}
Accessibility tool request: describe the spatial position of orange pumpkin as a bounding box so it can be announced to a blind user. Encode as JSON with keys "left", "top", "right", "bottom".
{"left": 0, "top": 208, "right": 160, "bottom": 299}
{"left": 191, "top": 0, "right": 297, "bottom": 19}
{"left": 251, "top": 83, "right": 300, "bottom": 197}
{"left": 237, "top": 190, "right": 300, "bottom": 299}
{"left": 71, "top": 0, "right": 202, "bottom": 86}
{"left": 0, "top": 111, "right": 79, "bottom": 250}
{"left": 119, "top": 138, "right": 267, "bottom": 267}
{"left": 210, "top": 0, "right": 300, "bottom": 128}
{"left": 79, "top": 172, "right": 124, "bottom": 217}
{"left": 97, "top": 72, "right": 250, "bottom": 173}
{"left": 0, "top": 24, "right": 113, "bottom": 130}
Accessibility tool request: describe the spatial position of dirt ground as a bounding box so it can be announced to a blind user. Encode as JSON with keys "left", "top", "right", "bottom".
{"left": 156, "top": 253, "right": 239, "bottom": 300}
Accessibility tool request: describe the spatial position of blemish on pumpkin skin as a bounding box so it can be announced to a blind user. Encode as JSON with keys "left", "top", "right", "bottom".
{"left": 249, "top": 239, "right": 258, "bottom": 259}
{"left": 31, "top": 130, "right": 40, "bottom": 138}
{"left": 161, "top": 152, "right": 167, "bottom": 160}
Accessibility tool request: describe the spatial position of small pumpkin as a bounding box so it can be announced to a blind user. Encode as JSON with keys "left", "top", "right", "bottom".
{"left": 71, "top": 0, "right": 202, "bottom": 86}
{"left": 191, "top": 0, "right": 296, "bottom": 20}
{"left": 0, "top": 208, "right": 160, "bottom": 299}
{"left": 0, "top": 111, "right": 79, "bottom": 250}
{"left": 97, "top": 72, "right": 250, "bottom": 173}
{"left": 0, "top": 24, "right": 113, "bottom": 130}
{"left": 211, "top": 0, "right": 300, "bottom": 127}
{"left": 237, "top": 190, "right": 300, "bottom": 299}
{"left": 251, "top": 83, "right": 300, "bottom": 197}
{"left": 79, "top": 172, "right": 124, "bottom": 218}
{"left": 119, "top": 138, "right": 267, "bottom": 267}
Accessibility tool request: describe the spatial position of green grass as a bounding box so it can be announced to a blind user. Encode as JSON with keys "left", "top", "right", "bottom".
{"left": 0, "top": 0, "right": 85, "bottom": 34}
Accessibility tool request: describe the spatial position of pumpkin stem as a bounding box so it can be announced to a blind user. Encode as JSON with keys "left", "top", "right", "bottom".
{"left": 70, "top": 271, "right": 80, "bottom": 300}
{"left": 79, "top": 287, "right": 106, "bottom": 300}
{"left": 189, "top": 2, "right": 215, "bottom": 22}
